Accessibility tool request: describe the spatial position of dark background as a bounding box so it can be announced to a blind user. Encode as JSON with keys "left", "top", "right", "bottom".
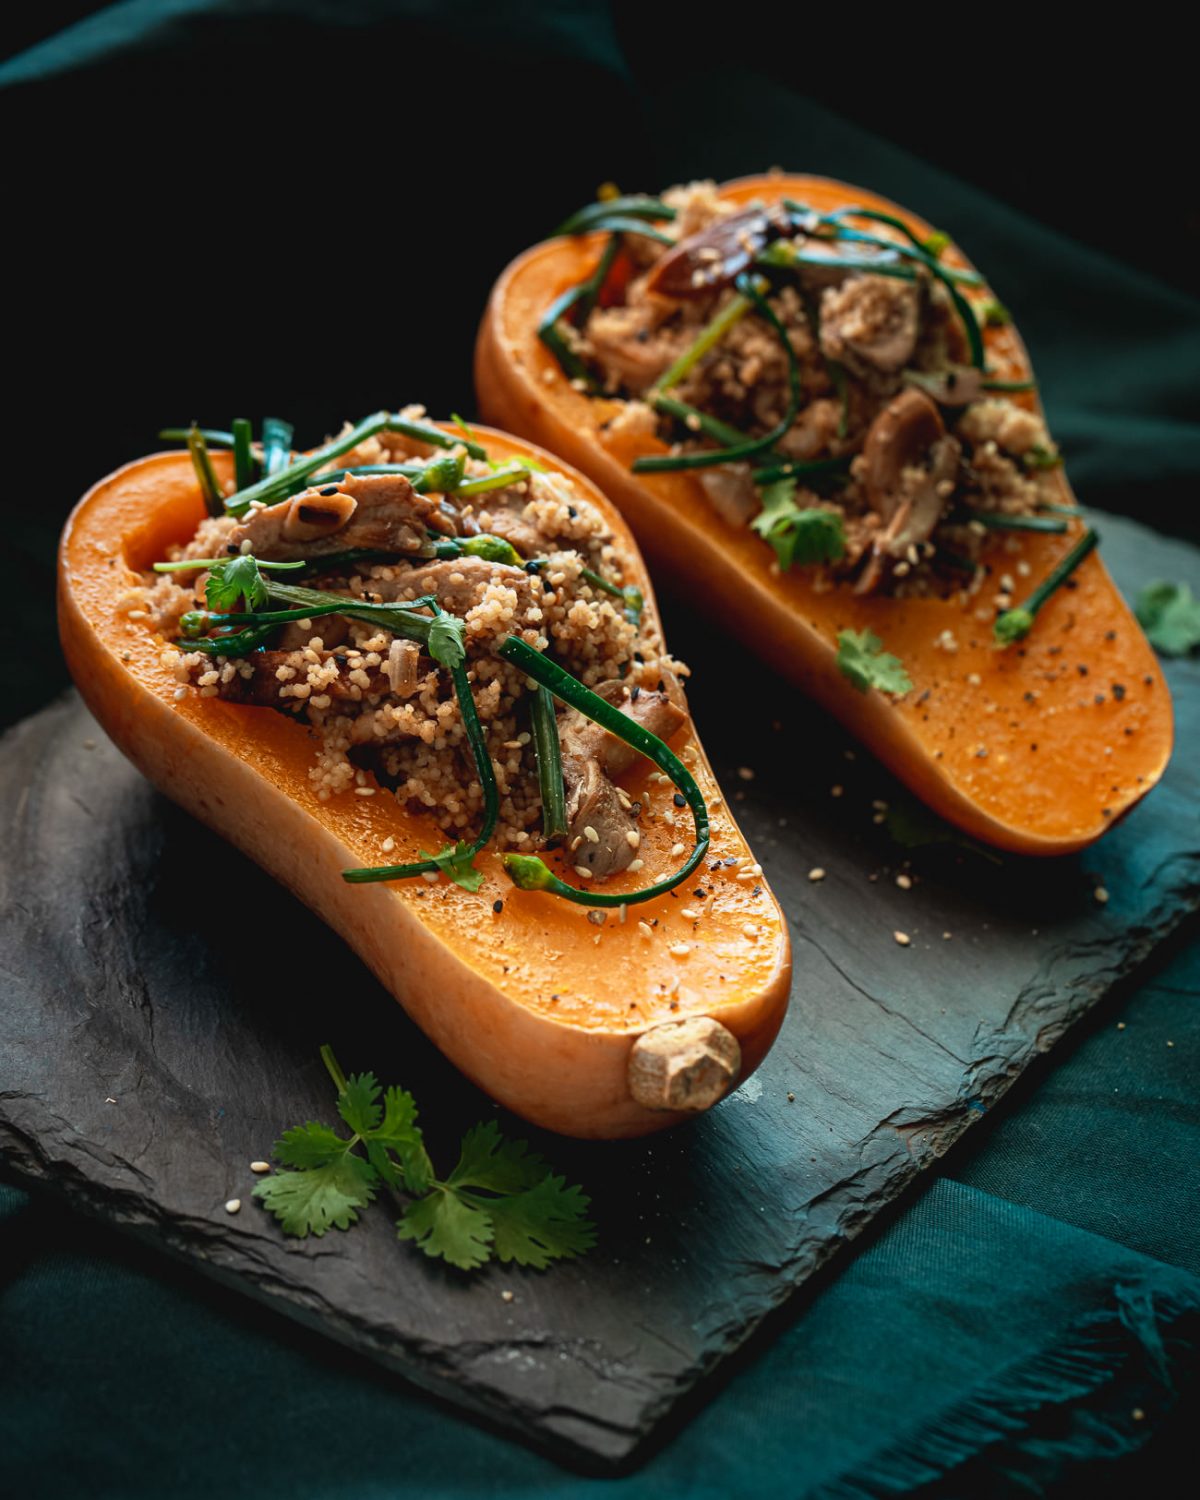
{"left": 3, "top": 7, "right": 1198, "bottom": 1495}
{"left": 3, "top": 1, "right": 1198, "bottom": 728}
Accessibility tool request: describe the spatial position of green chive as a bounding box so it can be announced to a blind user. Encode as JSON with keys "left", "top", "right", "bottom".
{"left": 530, "top": 686, "right": 567, "bottom": 840}
{"left": 186, "top": 425, "right": 225, "bottom": 518}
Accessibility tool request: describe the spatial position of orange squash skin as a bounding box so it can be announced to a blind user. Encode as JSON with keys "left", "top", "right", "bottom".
{"left": 58, "top": 427, "right": 791, "bottom": 1139}
{"left": 476, "top": 174, "right": 1173, "bottom": 855}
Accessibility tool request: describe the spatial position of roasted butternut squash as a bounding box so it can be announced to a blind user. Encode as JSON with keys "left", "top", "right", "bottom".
{"left": 58, "top": 424, "right": 790, "bottom": 1139}
{"left": 476, "top": 173, "right": 1173, "bottom": 854}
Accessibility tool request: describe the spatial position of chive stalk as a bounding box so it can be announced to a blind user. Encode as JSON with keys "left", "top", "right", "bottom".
{"left": 632, "top": 274, "right": 800, "bottom": 474}
{"left": 457, "top": 464, "right": 530, "bottom": 496}
{"left": 153, "top": 556, "right": 304, "bottom": 574}
{"left": 496, "top": 637, "right": 709, "bottom": 906}
{"left": 161, "top": 426, "right": 235, "bottom": 446}
{"left": 530, "top": 686, "right": 568, "bottom": 840}
{"left": 964, "top": 511, "right": 1068, "bottom": 535}
{"left": 537, "top": 234, "right": 621, "bottom": 388}
{"left": 232, "top": 418, "right": 255, "bottom": 491}
{"left": 261, "top": 417, "right": 294, "bottom": 476}
{"left": 994, "top": 529, "right": 1100, "bottom": 645}
{"left": 650, "top": 290, "right": 753, "bottom": 397}
{"left": 556, "top": 195, "right": 675, "bottom": 234}
{"left": 186, "top": 425, "right": 225, "bottom": 517}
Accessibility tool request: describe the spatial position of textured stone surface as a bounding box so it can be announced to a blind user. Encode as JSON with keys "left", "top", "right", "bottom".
{"left": 2, "top": 511, "right": 1197, "bottom": 1466}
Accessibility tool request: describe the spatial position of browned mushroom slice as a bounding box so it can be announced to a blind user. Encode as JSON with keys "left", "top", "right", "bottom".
{"left": 904, "top": 365, "right": 985, "bottom": 408}
{"left": 557, "top": 679, "right": 689, "bottom": 878}
{"left": 856, "top": 389, "right": 960, "bottom": 594}
{"left": 562, "top": 755, "right": 638, "bottom": 878}
{"left": 230, "top": 472, "right": 454, "bottom": 561}
{"left": 646, "top": 205, "right": 787, "bottom": 299}
{"left": 819, "top": 274, "right": 920, "bottom": 375}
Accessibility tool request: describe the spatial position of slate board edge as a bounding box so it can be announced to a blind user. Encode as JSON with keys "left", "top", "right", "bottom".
{"left": 3, "top": 865, "right": 1195, "bottom": 1470}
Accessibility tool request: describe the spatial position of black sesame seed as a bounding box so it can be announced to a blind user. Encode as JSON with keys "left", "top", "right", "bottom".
{"left": 1112, "top": 683, "right": 1126, "bottom": 701}
{"left": 492, "top": 899, "right": 504, "bottom": 914}
{"left": 673, "top": 792, "right": 686, "bottom": 808}
{"left": 319, "top": 485, "right": 339, "bottom": 497}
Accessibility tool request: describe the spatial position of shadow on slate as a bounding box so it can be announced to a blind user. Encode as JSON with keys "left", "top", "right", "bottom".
{"left": 1, "top": 509, "right": 1197, "bottom": 1467}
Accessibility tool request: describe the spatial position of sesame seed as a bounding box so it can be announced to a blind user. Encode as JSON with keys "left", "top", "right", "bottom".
{"left": 1094, "top": 886, "right": 1110, "bottom": 904}
{"left": 680, "top": 908, "right": 699, "bottom": 921}
{"left": 896, "top": 873, "right": 912, "bottom": 890}
{"left": 583, "top": 825, "right": 600, "bottom": 843}
{"left": 831, "top": 785, "right": 844, "bottom": 798}
{"left": 737, "top": 766, "right": 755, "bottom": 781}
{"left": 501, "top": 1289, "right": 515, "bottom": 1302}
{"left": 249, "top": 1161, "right": 271, "bottom": 1175}
{"left": 224, "top": 1199, "right": 241, "bottom": 1214}
{"left": 574, "top": 865, "right": 593, "bottom": 880}
{"left": 742, "top": 924, "right": 760, "bottom": 941}
{"left": 809, "top": 867, "right": 826, "bottom": 882}
{"left": 893, "top": 930, "right": 911, "bottom": 947}
{"left": 670, "top": 842, "right": 686, "bottom": 858}
{"left": 626, "top": 830, "right": 641, "bottom": 848}
{"left": 669, "top": 943, "right": 690, "bottom": 959}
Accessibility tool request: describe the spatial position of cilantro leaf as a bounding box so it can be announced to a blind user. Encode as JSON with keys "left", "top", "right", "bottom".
{"left": 422, "top": 840, "right": 484, "bottom": 893}
{"left": 253, "top": 1152, "right": 377, "bottom": 1236}
{"left": 365, "top": 1085, "right": 432, "bottom": 1193}
{"left": 206, "top": 554, "right": 269, "bottom": 612}
{"left": 448, "top": 1121, "right": 549, "bottom": 1194}
{"left": 397, "top": 1188, "right": 494, "bottom": 1270}
{"left": 272, "top": 1120, "right": 352, "bottom": 1169}
{"left": 836, "top": 629, "right": 912, "bottom": 696}
{"left": 478, "top": 1176, "right": 596, "bottom": 1269}
{"left": 427, "top": 612, "right": 466, "bottom": 668}
{"left": 1136, "top": 581, "right": 1200, "bottom": 657}
{"left": 335, "top": 1071, "right": 384, "bottom": 1137}
{"left": 751, "top": 480, "right": 845, "bottom": 570}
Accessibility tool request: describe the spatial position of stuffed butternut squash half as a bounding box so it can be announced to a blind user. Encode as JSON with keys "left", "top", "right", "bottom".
{"left": 58, "top": 413, "right": 790, "bottom": 1139}
{"left": 476, "top": 174, "right": 1173, "bottom": 854}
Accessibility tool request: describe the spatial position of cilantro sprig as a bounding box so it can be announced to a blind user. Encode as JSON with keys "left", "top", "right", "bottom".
{"left": 836, "top": 629, "right": 912, "bottom": 696}
{"left": 751, "top": 479, "right": 846, "bottom": 570}
{"left": 1135, "top": 581, "right": 1200, "bottom": 657}
{"left": 253, "top": 1047, "right": 595, "bottom": 1272}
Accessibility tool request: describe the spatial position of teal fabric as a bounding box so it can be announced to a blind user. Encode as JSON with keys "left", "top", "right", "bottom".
{"left": 2, "top": 944, "right": 1197, "bottom": 1497}
{"left": 4, "top": 5, "right": 1199, "bottom": 1494}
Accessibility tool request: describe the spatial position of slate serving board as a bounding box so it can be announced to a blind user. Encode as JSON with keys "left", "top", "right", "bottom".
{"left": 2, "top": 509, "right": 1197, "bottom": 1468}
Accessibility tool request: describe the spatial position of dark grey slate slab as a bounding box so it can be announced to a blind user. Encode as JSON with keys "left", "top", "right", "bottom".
{"left": 1, "top": 510, "right": 1197, "bottom": 1467}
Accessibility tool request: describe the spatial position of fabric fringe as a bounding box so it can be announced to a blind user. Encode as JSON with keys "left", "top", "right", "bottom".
{"left": 819, "top": 1279, "right": 1200, "bottom": 1497}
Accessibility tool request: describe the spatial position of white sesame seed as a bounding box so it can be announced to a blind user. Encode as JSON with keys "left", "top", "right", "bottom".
{"left": 628, "top": 858, "right": 644, "bottom": 871}
{"left": 574, "top": 865, "right": 593, "bottom": 880}
{"left": 742, "top": 924, "right": 760, "bottom": 941}
{"left": 626, "top": 830, "right": 641, "bottom": 849}
{"left": 669, "top": 943, "right": 690, "bottom": 959}
{"left": 809, "top": 867, "right": 826, "bottom": 882}
{"left": 224, "top": 1198, "right": 241, "bottom": 1214}
{"left": 670, "top": 842, "right": 686, "bottom": 858}
{"left": 893, "top": 931, "right": 911, "bottom": 947}
{"left": 896, "top": 874, "right": 912, "bottom": 890}
{"left": 638, "top": 920, "right": 654, "bottom": 939}
{"left": 583, "top": 825, "right": 600, "bottom": 843}
{"left": 249, "top": 1161, "right": 271, "bottom": 1175}
{"left": 381, "top": 836, "right": 395, "bottom": 853}
{"left": 1094, "top": 886, "right": 1110, "bottom": 904}
{"left": 680, "top": 908, "right": 699, "bottom": 921}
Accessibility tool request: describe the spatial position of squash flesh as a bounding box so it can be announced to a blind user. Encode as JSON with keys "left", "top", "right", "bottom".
{"left": 475, "top": 174, "right": 1173, "bottom": 854}
{"left": 58, "top": 429, "right": 791, "bottom": 1139}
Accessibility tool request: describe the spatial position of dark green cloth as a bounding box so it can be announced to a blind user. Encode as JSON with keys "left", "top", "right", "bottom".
{"left": 3, "top": 5, "right": 1199, "bottom": 1495}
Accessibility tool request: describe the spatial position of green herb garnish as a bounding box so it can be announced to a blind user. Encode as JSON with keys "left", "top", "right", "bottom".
{"left": 254, "top": 1046, "right": 594, "bottom": 1271}
{"left": 836, "top": 629, "right": 912, "bottom": 696}
{"left": 422, "top": 840, "right": 485, "bottom": 893}
{"left": 751, "top": 479, "right": 846, "bottom": 569}
{"left": 1135, "top": 581, "right": 1200, "bottom": 656}
{"left": 994, "top": 529, "right": 1100, "bottom": 645}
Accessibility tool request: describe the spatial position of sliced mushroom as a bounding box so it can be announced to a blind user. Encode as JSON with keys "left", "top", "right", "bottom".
{"left": 856, "top": 389, "right": 960, "bottom": 594}
{"left": 819, "top": 274, "right": 920, "bottom": 375}
{"left": 230, "top": 472, "right": 454, "bottom": 561}
{"left": 646, "top": 204, "right": 788, "bottom": 299}
{"left": 557, "top": 679, "right": 689, "bottom": 879}
{"left": 904, "top": 365, "right": 984, "bottom": 408}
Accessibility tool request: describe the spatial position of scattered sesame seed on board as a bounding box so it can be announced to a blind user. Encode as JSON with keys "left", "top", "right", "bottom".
{"left": 896, "top": 873, "right": 912, "bottom": 890}
{"left": 893, "top": 931, "right": 912, "bottom": 947}
{"left": 224, "top": 1198, "right": 241, "bottom": 1214}
{"left": 809, "top": 867, "right": 826, "bottom": 882}
{"left": 1094, "top": 886, "right": 1110, "bottom": 904}
{"left": 249, "top": 1161, "right": 271, "bottom": 1174}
